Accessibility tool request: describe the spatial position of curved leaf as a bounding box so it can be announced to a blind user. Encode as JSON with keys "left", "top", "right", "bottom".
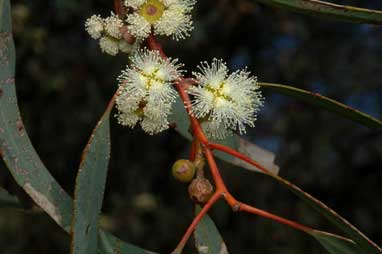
{"left": 194, "top": 205, "right": 229, "bottom": 254}
{"left": 254, "top": 0, "right": 382, "bottom": 24}
{"left": 263, "top": 173, "right": 382, "bottom": 253}
{"left": 99, "top": 231, "right": 158, "bottom": 254}
{"left": 0, "top": 0, "right": 73, "bottom": 231}
{"left": 71, "top": 110, "right": 111, "bottom": 253}
{"left": 310, "top": 230, "right": 367, "bottom": 254}
{"left": 259, "top": 82, "right": 382, "bottom": 130}
{"left": 0, "top": 2, "right": 157, "bottom": 253}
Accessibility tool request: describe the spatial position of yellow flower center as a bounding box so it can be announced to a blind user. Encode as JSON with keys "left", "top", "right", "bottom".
{"left": 206, "top": 82, "right": 232, "bottom": 104}
{"left": 139, "top": 68, "right": 165, "bottom": 90}
{"left": 139, "top": 0, "right": 165, "bottom": 24}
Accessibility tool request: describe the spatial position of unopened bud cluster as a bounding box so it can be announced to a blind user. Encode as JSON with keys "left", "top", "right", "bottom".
{"left": 85, "top": 13, "right": 138, "bottom": 55}
{"left": 85, "top": 0, "right": 196, "bottom": 56}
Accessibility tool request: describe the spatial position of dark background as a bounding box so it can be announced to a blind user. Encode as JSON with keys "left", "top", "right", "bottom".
{"left": 0, "top": 0, "right": 381, "bottom": 253}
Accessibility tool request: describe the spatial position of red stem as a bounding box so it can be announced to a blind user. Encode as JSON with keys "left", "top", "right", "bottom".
{"left": 239, "top": 203, "right": 312, "bottom": 233}
{"left": 143, "top": 33, "right": 319, "bottom": 253}
{"left": 171, "top": 192, "right": 222, "bottom": 254}
{"left": 208, "top": 142, "right": 273, "bottom": 175}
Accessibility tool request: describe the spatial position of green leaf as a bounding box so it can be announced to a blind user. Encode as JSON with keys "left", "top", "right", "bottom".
{"left": 71, "top": 111, "right": 111, "bottom": 253}
{"left": 194, "top": 205, "right": 229, "bottom": 254}
{"left": 98, "top": 231, "right": 158, "bottom": 254}
{"left": 253, "top": 0, "right": 382, "bottom": 24}
{"left": 0, "top": 0, "right": 73, "bottom": 231}
{"left": 0, "top": 186, "right": 20, "bottom": 209}
{"left": 264, "top": 173, "right": 382, "bottom": 253}
{"left": 170, "top": 98, "right": 279, "bottom": 175}
{"left": 310, "top": 230, "right": 367, "bottom": 254}
{"left": 259, "top": 82, "right": 382, "bottom": 130}
{"left": 0, "top": 2, "right": 158, "bottom": 253}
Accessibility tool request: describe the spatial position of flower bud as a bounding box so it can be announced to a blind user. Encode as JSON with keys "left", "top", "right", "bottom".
{"left": 172, "top": 159, "right": 196, "bottom": 183}
{"left": 188, "top": 178, "right": 214, "bottom": 203}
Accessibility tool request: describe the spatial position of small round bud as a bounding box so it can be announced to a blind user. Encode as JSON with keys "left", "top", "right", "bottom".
{"left": 172, "top": 159, "right": 196, "bottom": 183}
{"left": 188, "top": 178, "right": 214, "bottom": 203}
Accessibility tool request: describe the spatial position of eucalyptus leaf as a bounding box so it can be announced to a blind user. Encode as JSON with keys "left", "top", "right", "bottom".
{"left": 194, "top": 205, "right": 229, "bottom": 254}
{"left": 254, "top": 0, "right": 382, "bottom": 24}
{"left": 71, "top": 111, "right": 111, "bottom": 254}
{"left": 310, "top": 230, "right": 367, "bottom": 254}
{"left": 0, "top": 2, "right": 158, "bottom": 253}
{"left": 264, "top": 173, "right": 382, "bottom": 253}
{"left": 259, "top": 83, "right": 382, "bottom": 130}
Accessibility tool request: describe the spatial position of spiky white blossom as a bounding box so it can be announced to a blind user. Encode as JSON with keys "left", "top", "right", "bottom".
{"left": 116, "top": 49, "right": 183, "bottom": 134}
{"left": 99, "top": 36, "right": 119, "bottom": 56}
{"left": 85, "top": 15, "right": 104, "bottom": 39}
{"left": 188, "top": 59, "right": 264, "bottom": 139}
{"left": 104, "top": 13, "right": 123, "bottom": 39}
{"left": 124, "top": 0, "right": 195, "bottom": 40}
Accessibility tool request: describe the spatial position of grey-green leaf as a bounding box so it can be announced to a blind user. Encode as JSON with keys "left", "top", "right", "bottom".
{"left": 254, "top": 0, "right": 382, "bottom": 24}
{"left": 194, "top": 205, "right": 229, "bottom": 254}
{"left": 0, "top": 0, "right": 73, "bottom": 231}
{"left": 310, "top": 230, "right": 368, "bottom": 254}
{"left": 0, "top": 2, "right": 158, "bottom": 253}
{"left": 264, "top": 173, "right": 382, "bottom": 253}
{"left": 99, "top": 231, "right": 157, "bottom": 254}
{"left": 71, "top": 111, "right": 111, "bottom": 254}
{"left": 259, "top": 82, "right": 382, "bottom": 130}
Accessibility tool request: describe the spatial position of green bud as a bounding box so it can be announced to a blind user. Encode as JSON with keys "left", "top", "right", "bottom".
{"left": 172, "top": 159, "right": 196, "bottom": 183}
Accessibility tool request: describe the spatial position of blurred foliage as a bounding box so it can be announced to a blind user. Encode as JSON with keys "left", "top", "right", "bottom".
{"left": 0, "top": 0, "right": 381, "bottom": 253}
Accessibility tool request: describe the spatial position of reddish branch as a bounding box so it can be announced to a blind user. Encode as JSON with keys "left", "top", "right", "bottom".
{"left": 146, "top": 35, "right": 315, "bottom": 254}
{"left": 113, "top": 1, "right": 315, "bottom": 253}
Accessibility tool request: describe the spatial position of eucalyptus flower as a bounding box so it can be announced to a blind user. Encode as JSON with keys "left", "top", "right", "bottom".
{"left": 85, "top": 13, "right": 139, "bottom": 55}
{"left": 124, "top": 0, "right": 195, "bottom": 40}
{"left": 188, "top": 59, "right": 264, "bottom": 139}
{"left": 116, "top": 49, "right": 183, "bottom": 134}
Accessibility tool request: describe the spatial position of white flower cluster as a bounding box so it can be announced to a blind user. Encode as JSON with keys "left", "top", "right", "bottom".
{"left": 115, "top": 49, "right": 183, "bottom": 134}
{"left": 124, "top": 0, "right": 195, "bottom": 40}
{"left": 85, "top": 13, "right": 138, "bottom": 56}
{"left": 188, "top": 59, "right": 264, "bottom": 139}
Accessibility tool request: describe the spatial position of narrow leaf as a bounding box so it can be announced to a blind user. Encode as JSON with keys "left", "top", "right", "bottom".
{"left": 170, "top": 98, "right": 279, "bottom": 175}
{"left": 71, "top": 111, "right": 111, "bottom": 254}
{"left": 254, "top": 0, "right": 382, "bottom": 24}
{"left": 194, "top": 205, "right": 229, "bottom": 254}
{"left": 0, "top": 2, "right": 158, "bottom": 253}
{"left": 0, "top": 0, "right": 73, "bottom": 231}
{"left": 265, "top": 173, "right": 382, "bottom": 253}
{"left": 310, "top": 230, "right": 367, "bottom": 254}
{"left": 259, "top": 82, "right": 382, "bottom": 130}
{"left": 98, "top": 231, "right": 158, "bottom": 254}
